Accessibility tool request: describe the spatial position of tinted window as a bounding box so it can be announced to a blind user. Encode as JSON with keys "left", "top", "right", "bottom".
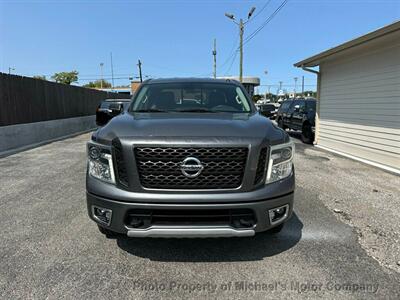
{"left": 287, "top": 101, "right": 299, "bottom": 113}
{"left": 260, "top": 104, "right": 276, "bottom": 111}
{"left": 307, "top": 101, "right": 316, "bottom": 111}
{"left": 279, "top": 101, "right": 291, "bottom": 111}
{"left": 100, "top": 102, "right": 111, "bottom": 109}
{"left": 298, "top": 100, "right": 306, "bottom": 112}
{"left": 130, "top": 83, "right": 252, "bottom": 113}
{"left": 100, "top": 101, "right": 130, "bottom": 109}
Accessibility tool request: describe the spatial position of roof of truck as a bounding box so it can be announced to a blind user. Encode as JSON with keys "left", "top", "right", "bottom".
{"left": 143, "top": 77, "right": 242, "bottom": 85}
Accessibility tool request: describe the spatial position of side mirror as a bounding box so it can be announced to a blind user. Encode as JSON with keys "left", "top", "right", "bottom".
{"left": 294, "top": 104, "right": 300, "bottom": 112}
{"left": 109, "top": 103, "right": 123, "bottom": 115}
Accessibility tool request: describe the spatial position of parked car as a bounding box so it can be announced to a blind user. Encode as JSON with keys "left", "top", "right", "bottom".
{"left": 276, "top": 98, "right": 316, "bottom": 144}
{"left": 87, "top": 78, "right": 295, "bottom": 238}
{"left": 258, "top": 103, "right": 278, "bottom": 119}
{"left": 96, "top": 99, "right": 131, "bottom": 126}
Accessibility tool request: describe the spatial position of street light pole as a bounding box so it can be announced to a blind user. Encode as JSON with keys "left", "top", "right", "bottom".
{"left": 110, "top": 52, "right": 115, "bottom": 89}
{"left": 225, "top": 6, "right": 256, "bottom": 83}
{"left": 100, "top": 63, "right": 104, "bottom": 89}
{"left": 239, "top": 19, "right": 244, "bottom": 82}
{"left": 213, "top": 38, "right": 217, "bottom": 79}
{"left": 8, "top": 67, "right": 15, "bottom": 75}
{"left": 294, "top": 77, "right": 298, "bottom": 97}
{"left": 264, "top": 70, "right": 268, "bottom": 99}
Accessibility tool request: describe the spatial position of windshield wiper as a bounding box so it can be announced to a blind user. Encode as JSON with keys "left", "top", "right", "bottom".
{"left": 132, "top": 109, "right": 167, "bottom": 113}
{"left": 175, "top": 108, "right": 216, "bottom": 113}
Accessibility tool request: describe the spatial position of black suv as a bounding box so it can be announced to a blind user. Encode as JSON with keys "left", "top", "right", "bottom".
{"left": 96, "top": 99, "right": 131, "bottom": 126}
{"left": 276, "top": 98, "right": 316, "bottom": 144}
{"left": 257, "top": 103, "right": 277, "bottom": 119}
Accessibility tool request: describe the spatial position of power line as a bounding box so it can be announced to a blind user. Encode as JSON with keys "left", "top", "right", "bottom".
{"left": 224, "top": 50, "right": 239, "bottom": 75}
{"left": 219, "top": 36, "right": 239, "bottom": 70}
{"left": 243, "top": 0, "right": 289, "bottom": 46}
{"left": 245, "top": 0, "right": 273, "bottom": 24}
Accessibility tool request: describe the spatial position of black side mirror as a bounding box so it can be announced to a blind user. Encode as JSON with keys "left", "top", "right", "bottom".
{"left": 109, "top": 103, "right": 123, "bottom": 115}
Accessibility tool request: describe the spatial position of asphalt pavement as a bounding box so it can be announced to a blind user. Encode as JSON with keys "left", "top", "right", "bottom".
{"left": 0, "top": 133, "right": 399, "bottom": 299}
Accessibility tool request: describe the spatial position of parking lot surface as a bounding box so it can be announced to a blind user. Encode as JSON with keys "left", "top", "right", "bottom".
{"left": 0, "top": 133, "right": 399, "bottom": 299}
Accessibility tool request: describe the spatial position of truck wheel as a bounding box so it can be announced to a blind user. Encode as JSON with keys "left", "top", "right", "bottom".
{"left": 301, "top": 123, "right": 314, "bottom": 144}
{"left": 268, "top": 223, "right": 284, "bottom": 234}
{"left": 98, "top": 225, "right": 118, "bottom": 237}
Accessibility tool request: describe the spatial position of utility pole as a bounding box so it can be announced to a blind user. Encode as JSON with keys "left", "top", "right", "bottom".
{"left": 294, "top": 77, "right": 298, "bottom": 97}
{"left": 279, "top": 81, "right": 283, "bottom": 91}
{"left": 110, "top": 52, "right": 115, "bottom": 89}
{"left": 100, "top": 63, "right": 104, "bottom": 89}
{"left": 225, "top": 6, "right": 256, "bottom": 83}
{"left": 137, "top": 59, "right": 143, "bottom": 82}
{"left": 239, "top": 19, "right": 244, "bottom": 82}
{"left": 264, "top": 70, "right": 268, "bottom": 99}
{"left": 301, "top": 75, "right": 305, "bottom": 96}
{"left": 8, "top": 67, "right": 15, "bottom": 75}
{"left": 212, "top": 39, "right": 217, "bottom": 79}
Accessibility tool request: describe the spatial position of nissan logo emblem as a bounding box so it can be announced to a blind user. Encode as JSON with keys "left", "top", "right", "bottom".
{"left": 180, "top": 157, "right": 204, "bottom": 178}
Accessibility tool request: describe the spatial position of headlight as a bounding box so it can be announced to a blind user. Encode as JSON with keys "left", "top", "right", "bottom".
{"left": 87, "top": 144, "right": 115, "bottom": 184}
{"left": 266, "top": 141, "right": 294, "bottom": 184}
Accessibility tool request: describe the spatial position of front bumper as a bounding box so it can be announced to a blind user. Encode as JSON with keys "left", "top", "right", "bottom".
{"left": 87, "top": 191, "right": 294, "bottom": 237}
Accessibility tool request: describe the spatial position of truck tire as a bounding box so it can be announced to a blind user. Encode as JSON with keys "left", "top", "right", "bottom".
{"left": 98, "top": 225, "right": 118, "bottom": 237}
{"left": 268, "top": 223, "right": 285, "bottom": 234}
{"left": 278, "top": 118, "right": 286, "bottom": 130}
{"left": 301, "top": 123, "right": 314, "bottom": 144}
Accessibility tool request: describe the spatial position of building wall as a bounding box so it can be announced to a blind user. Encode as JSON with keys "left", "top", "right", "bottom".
{"left": 317, "top": 31, "right": 400, "bottom": 171}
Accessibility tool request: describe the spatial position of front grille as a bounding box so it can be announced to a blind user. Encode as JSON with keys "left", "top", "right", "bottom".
{"left": 254, "top": 147, "right": 268, "bottom": 185}
{"left": 134, "top": 147, "right": 248, "bottom": 189}
{"left": 112, "top": 138, "right": 129, "bottom": 187}
{"left": 125, "top": 208, "right": 256, "bottom": 229}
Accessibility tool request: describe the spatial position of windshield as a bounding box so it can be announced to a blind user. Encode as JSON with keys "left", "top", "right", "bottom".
{"left": 130, "top": 82, "right": 252, "bottom": 113}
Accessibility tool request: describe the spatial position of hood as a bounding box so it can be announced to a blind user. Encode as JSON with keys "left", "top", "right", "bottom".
{"left": 94, "top": 112, "right": 288, "bottom": 145}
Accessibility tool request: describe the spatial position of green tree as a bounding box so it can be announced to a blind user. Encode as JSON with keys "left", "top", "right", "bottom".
{"left": 33, "top": 75, "right": 46, "bottom": 80}
{"left": 51, "top": 71, "right": 78, "bottom": 85}
{"left": 83, "top": 79, "right": 112, "bottom": 89}
{"left": 252, "top": 94, "right": 262, "bottom": 103}
{"left": 303, "top": 91, "right": 317, "bottom": 98}
{"left": 264, "top": 93, "right": 277, "bottom": 102}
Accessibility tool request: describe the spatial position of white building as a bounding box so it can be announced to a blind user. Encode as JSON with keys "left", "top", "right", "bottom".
{"left": 218, "top": 76, "right": 260, "bottom": 97}
{"left": 295, "top": 21, "right": 400, "bottom": 174}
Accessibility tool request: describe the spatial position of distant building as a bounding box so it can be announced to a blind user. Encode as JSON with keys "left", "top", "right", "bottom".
{"left": 218, "top": 76, "right": 260, "bottom": 97}
{"left": 295, "top": 21, "right": 400, "bottom": 174}
{"left": 131, "top": 80, "right": 142, "bottom": 95}
{"left": 97, "top": 87, "right": 131, "bottom": 95}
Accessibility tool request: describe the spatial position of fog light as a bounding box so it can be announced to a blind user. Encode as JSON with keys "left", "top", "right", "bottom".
{"left": 268, "top": 204, "right": 289, "bottom": 225}
{"left": 92, "top": 206, "right": 112, "bottom": 226}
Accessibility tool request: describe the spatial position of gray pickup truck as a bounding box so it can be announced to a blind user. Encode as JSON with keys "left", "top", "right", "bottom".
{"left": 86, "top": 78, "right": 295, "bottom": 238}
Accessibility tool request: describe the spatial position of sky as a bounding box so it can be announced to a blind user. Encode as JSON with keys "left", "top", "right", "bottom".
{"left": 1, "top": 0, "right": 399, "bottom": 93}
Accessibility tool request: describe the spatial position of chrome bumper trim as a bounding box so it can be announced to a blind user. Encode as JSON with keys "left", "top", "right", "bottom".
{"left": 126, "top": 226, "right": 255, "bottom": 238}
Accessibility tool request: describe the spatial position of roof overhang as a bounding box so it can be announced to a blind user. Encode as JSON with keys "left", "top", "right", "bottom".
{"left": 294, "top": 20, "right": 400, "bottom": 68}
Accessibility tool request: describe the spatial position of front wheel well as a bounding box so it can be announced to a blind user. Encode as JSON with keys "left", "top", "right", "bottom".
{"left": 302, "top": 121, "right": 311, "bottom": 129}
